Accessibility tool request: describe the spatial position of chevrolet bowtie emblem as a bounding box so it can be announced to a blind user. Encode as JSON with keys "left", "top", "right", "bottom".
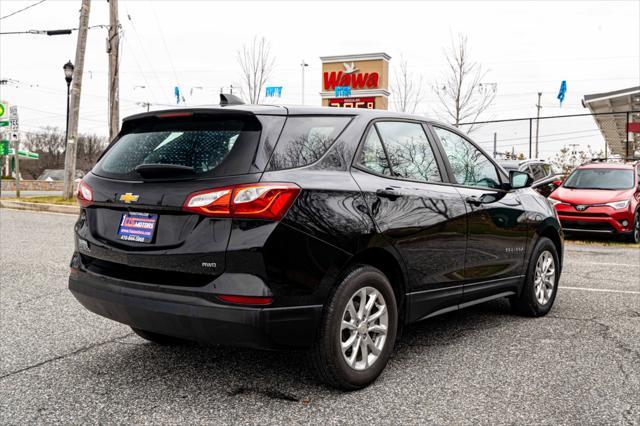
{"left": 119, "top": 193, "right": 139, "bottom": 203}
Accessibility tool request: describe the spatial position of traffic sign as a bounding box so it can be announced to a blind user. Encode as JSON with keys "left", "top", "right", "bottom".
{"left": 0, "top": 100, "right": 8, "bottom": 128}
{"left": 9, "top": 105, "right": 18, "bottom": 132}
{"left": 8, "top": 105, "right": 19, "bottom": 142}
{"left": 0, "top": 140, "right": 9, "bottom": 155}
{"left": 6, "top": 148, "right": 38, "bottom": 159}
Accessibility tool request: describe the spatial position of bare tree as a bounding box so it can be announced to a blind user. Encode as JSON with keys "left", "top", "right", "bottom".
{"left": 433, "top": 34, "right": 496, "bottom": 132}
{"left": 236, "top": 36, "right": 275, "bottom": 104}
{"left": 551, "top": 145, "right": 603, "bottom": 175}
{"left": 76, "top": 133, "right": 108, "bottom": 172}
{"left": 21, "top": 127, "right": 107, "bottom": 178}
{"left": 390, "top": 57, "right": 424, "bottom": 114}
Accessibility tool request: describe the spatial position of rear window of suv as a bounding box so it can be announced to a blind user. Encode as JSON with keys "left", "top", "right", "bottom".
{"left": 267, "top": 116, "right": 352, "bottom": 170}
{"left": 94, "top": 115, "right": 261, "bottom": 179}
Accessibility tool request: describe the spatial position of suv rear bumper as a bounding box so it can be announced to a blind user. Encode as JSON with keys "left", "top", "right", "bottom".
{"left": 69, "top": 269, "right": 322, "bottom": 350}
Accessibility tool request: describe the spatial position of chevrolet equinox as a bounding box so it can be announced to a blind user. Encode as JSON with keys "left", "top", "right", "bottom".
{"left": 69, "top": 98, "right": 563, "bottom": 390}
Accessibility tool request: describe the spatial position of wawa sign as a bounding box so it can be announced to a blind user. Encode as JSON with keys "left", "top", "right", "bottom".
{"left": 323, "top": 63, "right": 380, "bottom": 90}
{"left": 319, "top": 53, "right": 391, "bottom": 110}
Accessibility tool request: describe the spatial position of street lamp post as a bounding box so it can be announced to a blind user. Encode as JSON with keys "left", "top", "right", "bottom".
{"left": 301, "top": 60, "right": 308, "bottom": 105}
{"left": 63, "top": 61, "right": 74, "bottom": 145}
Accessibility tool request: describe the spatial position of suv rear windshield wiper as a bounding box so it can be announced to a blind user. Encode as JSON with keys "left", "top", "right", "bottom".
{"left": 134, "top": 163, "right": 195, "bottom": 178}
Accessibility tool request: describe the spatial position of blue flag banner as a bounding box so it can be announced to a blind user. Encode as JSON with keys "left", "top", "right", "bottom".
{"left": 174, "top": 86, "right": 181, "bottom": 104}
{"left": 335, "top": 86, "right": 351, "bottom": 97}
{"left": 265, "top": 86, "right": 283, "bottom": 97}
{"left": 557, "top": 80, "right": 567, "bottom": 106}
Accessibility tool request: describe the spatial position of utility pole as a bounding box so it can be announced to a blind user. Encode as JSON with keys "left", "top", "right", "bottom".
{"left": 300, "top": 60, "right": 308, "bottom": 105}
{"left": 107, "top": 0, "right": 120, "bottom": 141}
{"left": 493, "top": 132, "right": 497, "bottom": 159}
{"left": 534, "top": 92, "right": 542, "bottom": 158}
{"left": 63, "top": 0, "right": 90, "bottom": 200}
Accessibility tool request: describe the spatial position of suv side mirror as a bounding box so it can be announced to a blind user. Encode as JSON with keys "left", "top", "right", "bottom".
{"left": 552, "top": 179, "right": 563, "bottom": 187}
{"left": 509, "top": 170, "right": 533, "bottom": 189}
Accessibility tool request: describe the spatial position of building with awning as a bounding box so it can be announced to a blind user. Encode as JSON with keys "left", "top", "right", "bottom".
{"left": 582, "top": 86, "right": 640, "bottom": 158}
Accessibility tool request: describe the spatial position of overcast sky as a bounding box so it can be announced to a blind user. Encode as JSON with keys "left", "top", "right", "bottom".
{"left": 1, "top": 0, "right": 639, "bottom": 158}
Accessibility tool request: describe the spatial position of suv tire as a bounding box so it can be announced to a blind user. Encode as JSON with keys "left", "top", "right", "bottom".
{"left": 511, "top": 237, "right": 559, "bottom": 317}
{"left": 310, "top": 265, "right": 398, "bottom": 390}
{"left": 131, "top": 327, "right": 187, "bottom": 345}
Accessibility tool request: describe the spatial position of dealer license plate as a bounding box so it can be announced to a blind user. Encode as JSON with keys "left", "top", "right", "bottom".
{"left": 117, "top": 212, "right": 158, "bottom": 243}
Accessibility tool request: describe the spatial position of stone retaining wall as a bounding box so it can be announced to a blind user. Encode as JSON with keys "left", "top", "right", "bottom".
{"left": 0, "top": 180, "right": 64, "bottom": 192}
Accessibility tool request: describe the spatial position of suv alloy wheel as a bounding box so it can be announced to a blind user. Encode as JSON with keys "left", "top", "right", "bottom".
{"left": 311, "top": 265, "right": 398, "bottom": 390}
{"left": 511, "top": 237, "right": 560, "bottom": 317}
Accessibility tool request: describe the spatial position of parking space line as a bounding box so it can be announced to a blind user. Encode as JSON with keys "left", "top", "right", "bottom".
{"left": 560, "top": 286, "right": 640, "bottom": 295}
{"left": 569, "top": 261, "right": 640, "bottom": 267}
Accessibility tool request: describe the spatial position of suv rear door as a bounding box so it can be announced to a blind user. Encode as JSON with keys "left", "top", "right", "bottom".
{"left": 351, "top": 120, "right": 468, "bottom": 322}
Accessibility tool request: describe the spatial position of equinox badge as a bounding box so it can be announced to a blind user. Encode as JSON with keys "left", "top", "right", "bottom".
{"left": 119, "top": 193, "right": 139, "bottom": 204}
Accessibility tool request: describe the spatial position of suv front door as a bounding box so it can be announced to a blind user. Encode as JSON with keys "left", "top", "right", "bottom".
{"left": 351, "top": 120, "right": 467, "bottom": 321}
{"left": 431, "top": 126, "right": 529, "bottom": 304}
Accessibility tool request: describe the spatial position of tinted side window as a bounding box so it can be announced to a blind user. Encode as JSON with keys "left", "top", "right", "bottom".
{"left": 529, "top": 164, "right": 545, "bottom": 180}
{"left": 541, "top": 163, "right": 551, "bottom": 177}
{"left": 267, "top": 116, "right": 352, "bottom": 170}
{"left": 357, "top": 128, "right": 391, "bottom": 176}
{"left": 375, "top": 121, "right": 442, "bottom": 182}
{"left": 434, "top": 127, "right": 501, "bottom": 189}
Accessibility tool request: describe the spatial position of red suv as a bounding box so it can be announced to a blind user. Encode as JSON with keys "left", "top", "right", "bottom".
{"left": 549, "top": 161, "right": 640, "bottom": 243}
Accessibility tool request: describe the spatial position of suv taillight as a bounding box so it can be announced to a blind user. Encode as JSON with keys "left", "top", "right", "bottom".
{"left": 182, "top": 182, "right": 301, "bottom": 220}
{"left": 77, "top": 180, "right": 93, "bottom": 207}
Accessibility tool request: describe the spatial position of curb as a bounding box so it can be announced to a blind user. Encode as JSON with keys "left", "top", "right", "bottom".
{"left": 0, "top": 200, "right": 80, "bottom": 215}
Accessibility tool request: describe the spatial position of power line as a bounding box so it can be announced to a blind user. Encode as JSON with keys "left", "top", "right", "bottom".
{"left": 2, "top": 77, "right": 175, "bottom": 106}
{"left": 479, "top": 132, "right": 604, "bottom": 149}
{"left": 124, "top": 7, "right": 170, "bottom": 104}
{"left": 120, "top": 34, "right": 158, "bottom": 104}
{"left": 0, "top": 0, "right": 47, "bottom": 20}
{"left": 474, "top": 128, "right": 602, "bottom": 144}
{"left": 149, "top": 0, "right": 180, "bottom": 87}
{"left": 0, "top": 24, "right": 109, "bottom": 36}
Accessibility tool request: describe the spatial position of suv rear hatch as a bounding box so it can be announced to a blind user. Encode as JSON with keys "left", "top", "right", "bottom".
{"left": 76, "top": 110, "right": 285, "bottom": 285}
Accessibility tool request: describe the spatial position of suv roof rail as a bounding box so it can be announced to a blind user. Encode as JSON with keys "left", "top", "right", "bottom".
{"left": 220, "top": 93, "right": 245, "bottom": 106}
{"left": 585, "top": 157, "right": 639, "bottom": 166}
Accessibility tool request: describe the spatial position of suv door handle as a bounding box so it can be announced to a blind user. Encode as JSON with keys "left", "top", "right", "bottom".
{"left": 465, "top": 196, "right": 482, "bottom": 206}
{"left": 376, "top": 187, "right": 402, "bottom": 200}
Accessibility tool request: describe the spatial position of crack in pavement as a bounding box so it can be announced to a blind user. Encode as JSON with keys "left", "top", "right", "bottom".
{"left": 0, "top": 332, "right": 134, "bottom": 380}
{"left": 548, "top": 314, "right": 640, "bottom": 425}
{"left": 228, "top": 386, "right": 300, "bottom": 403}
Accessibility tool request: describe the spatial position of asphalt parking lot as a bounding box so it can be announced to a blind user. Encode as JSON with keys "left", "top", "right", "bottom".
{"left": 1, "top": 208, "right": 639, "bottom": 425}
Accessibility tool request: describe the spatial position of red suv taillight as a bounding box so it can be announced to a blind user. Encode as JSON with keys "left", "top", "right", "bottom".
{"left": 77, "top": 180, "right": 93, "bottom": 207}
{"left": 182, "top": 182, "right": 301, "bottom": 220}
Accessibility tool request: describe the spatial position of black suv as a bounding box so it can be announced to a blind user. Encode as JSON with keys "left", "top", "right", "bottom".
{"left": 69, "top": 101, "right": 563, "bottom": 390}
